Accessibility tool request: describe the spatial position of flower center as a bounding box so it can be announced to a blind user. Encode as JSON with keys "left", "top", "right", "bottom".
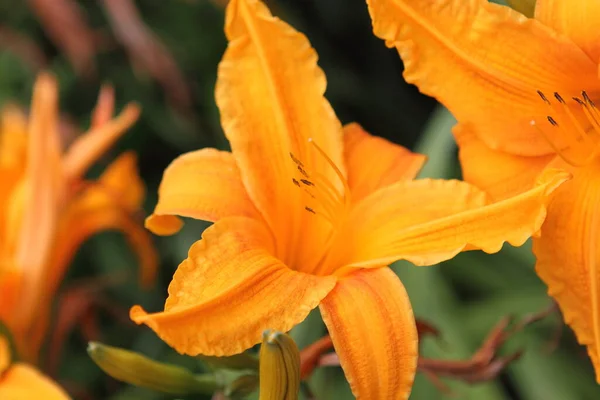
{"left": 290, "top": 139, "right": 350, "bottom": 228}
{"left": 531, "top": 90, "right": 600, "bottom": 167}
{"left": 289, "top": 139, "right": 351, "bottom": 275}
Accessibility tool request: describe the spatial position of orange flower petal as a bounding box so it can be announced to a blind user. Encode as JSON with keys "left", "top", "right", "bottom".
{"left": 15, "top": 72, "right": 62, "bottom": 335}
{"left": 0, "top": 364, "right": 70, "bottom": 399}
{"left": 216, "top": 0, "right": 344, "bottom": 258}
{"left": 367, "top": 0, "right": 599, "bottom": 156}
{"left": 0, "top": 336, "right": 10, "bottom": 374}
{"left": 337, "top": 168, "right": 569, "bottom": 269}
{"left": 130, "top": 217, "right": 336, "bottom": 356}
{"left": 533, "top": 166, "right": 600, "bottom": 382}
{"left": 48, "top": 153, "right": 158, "bottom": 294}
{"left": 319, "top": 268, "right": 417, "bottom": 399}
{"left": 145, "top": 148, "right": 260, "bottom": 236}
{"left": 0, "top": 106, "right": 28, "bottom": 171}
{"left": 62, "top": 103, "right": 140, "bottom": 181}
{"left": 454, "top": 123, "right": 555, "bottom": 201}
{"left": 535, "top": 0, "right": 600, "bottom": 62}
{"left": 344, "top": 123, "right": 426, "bottom": 202}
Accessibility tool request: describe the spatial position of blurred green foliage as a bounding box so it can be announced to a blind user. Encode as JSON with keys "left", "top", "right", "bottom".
{"left": 0, "top": 0, "right": 598, "bottom": 398}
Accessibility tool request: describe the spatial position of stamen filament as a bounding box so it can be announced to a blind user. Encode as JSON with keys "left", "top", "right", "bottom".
{"left": 308, "top": 138, "right": 351, "bottom": 208}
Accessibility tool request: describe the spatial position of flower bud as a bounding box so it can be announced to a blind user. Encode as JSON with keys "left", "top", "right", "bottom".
{"left": 87, "top": 342, "right": 217, "bottom": 395}
{"left": 259, "top": 330, "right": 300, "bottom": 400}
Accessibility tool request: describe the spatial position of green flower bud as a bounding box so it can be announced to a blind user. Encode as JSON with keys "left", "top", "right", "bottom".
{"left": 259, "top": 330, "right": 300, "bottom": 400}
{"left": 88, "top": 342, "right": 217, "bottom": 395}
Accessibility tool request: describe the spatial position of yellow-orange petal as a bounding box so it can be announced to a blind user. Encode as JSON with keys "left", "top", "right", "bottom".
{"left": 48, "top": 185, "right": 158, "bottom": 296}
{"left": 96, "top": 152, "right": 144, "bottom": 211}
{"left": 0, "top": 336, "right": 10, "bottom": 374}
{"left": 130, "top": 217, "right": 336, "bottom": 356}
{"left": 62, "top": 102, "right": 140, "bottom": 181}
{"left": 344, "top": 123, "right": 426, "bottom": 202}
{"left": 216, "top": 0, "right": 344, "bottom": 259}
{"left": 535, "top": 0, "right": 600, "bottom": 62}
{"left": 367, "top": 0, "right": 599, "bottom": 156}
{"left": 454, "top": 123, "right": 555, "bottom": 201}
{"left": 146, "top": 148, "right": 260, "bottom": 236}
{"left": 15, "top": 72, "right": 62, "bottom": 335}
{"left": 533, "top": 165, "right": 600, "bottom": 382}
{"left": 0, "top": 106, "right": 28, "bottom": 171}
{"left": 336, "top": 168, "right": 569, "bottom": 269}
{"left": 0, "top": 364, "right": 70, "bottom": 399}
{"left": 319, "top": 268, "right": 417, "bottom": 399}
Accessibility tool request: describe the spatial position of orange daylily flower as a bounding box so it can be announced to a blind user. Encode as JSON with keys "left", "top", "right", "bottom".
{"left": 130, "top": 0, "right": 568, "bottom": 398}
{"left": 0, "top": 335, "right": 70, "bottom": 399}
{"left": 0, "top": 73, "right": 157, "bottom": 364}
{"left": 367, "top": 0, "right": 600, "bottom": 383}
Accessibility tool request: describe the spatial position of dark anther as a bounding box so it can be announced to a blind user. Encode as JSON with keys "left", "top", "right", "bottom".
{"left": 305, "top": 206, "right": 316, "bottom": 214}
{"left": 537, "top": 90, "right": 550, "bottom": 104}
{"left": 573, "top": 97, "right": 585, "bottom": 106}
{"left": 298, "top": 165, "right": 309, "bottom": 178}
{"left": 292, "top": 178, "right": 301, "bottom": 187}
{"left": 547, "top": 116, "right": 559, "bottom": 126}
{"left": 300, "top": 179, "right": 314, "bottom": 187}
{"left": 553, "top": 92, "right": 565, "bottom": 103}
{"left": 583, "top": 91, "right": 595, "bottom": 107}
{"left": 290, "top": 152, "right": 304, "bottom": 167}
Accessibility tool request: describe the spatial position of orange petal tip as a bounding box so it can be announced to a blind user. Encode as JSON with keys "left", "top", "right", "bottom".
{"left": 535, "top": 168, "right": 571, "bottom": 195}
{"left": 129, "top": 305, "right": 150, "bottom": 324}
{"left": 145, "top": 214, "right": 184, "bottom": 236}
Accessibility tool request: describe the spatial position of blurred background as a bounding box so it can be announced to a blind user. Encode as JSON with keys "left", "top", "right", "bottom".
{"left": 0, "top": 0, "right": 597, "bottom": 399}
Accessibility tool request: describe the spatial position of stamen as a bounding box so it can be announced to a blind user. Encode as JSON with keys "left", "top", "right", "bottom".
{"left": 307, "top": 138, "right": 351, "bottom": 208}
{"left": 535, "top": 90, "right": 600, "bottom": 166}
{"left": 290, "top": 141, "right": 351, "bottom": 231}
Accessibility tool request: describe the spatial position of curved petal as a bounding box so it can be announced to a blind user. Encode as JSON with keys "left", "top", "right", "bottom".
{"left": 367, "top": 0, "right": 599, "bottom": 156}
{"left": 0, "top": 106, "right": 28, "bottom": 171}
{"left": 344, "top": 123, "right": 426, "bottom": 202}
{"left": 454, "top": 123, "right": 555, "bottom": 201}
{"left": 333, "top": 168, "right": 569, "bottom": 270}
{"left": 62, "top": 103, "right": 140, "bottom": 181}
{"left": 0, "top": 364, "right": 70, "bottom": 400}
{"left": 0, "top": 336, "right": 9, "bottom": 373}
{"left": 216, "top": 0, "right": 344, "bottom": 259}
{"left": 535, "top": 0, "right": 600, "bottom": 62}
{"left": 145, "top": 148, "right": 260, "bottom": 236}
{"left": 533, "top": 166, "right": 600, "bottom": 382}
{"left": 15, "top": 73, "right": 62, "bottom": 336}
{"left": 49, "top": 152, "right": 158, "bottom": 293}
{"left": 130, "top": 217, "right": 336, "bottom": 356}
{"left": 319, "top": 268, "right": 417, "bottom": 399}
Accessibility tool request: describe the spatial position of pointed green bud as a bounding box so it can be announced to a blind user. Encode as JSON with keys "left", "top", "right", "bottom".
{"left": 258, "top": 330, "right": 300, "bottom": 400}
{"left": 87, "top": 342, "right": 218, "bottom": 395}
{"left": 506, "top": 0, "right": 535, "bottom": 17}
{"left": 199, "top": 352, "right": 259, "bottom": 371}
{"left": 225, "top": 373, "right": 259, "bottom": 399}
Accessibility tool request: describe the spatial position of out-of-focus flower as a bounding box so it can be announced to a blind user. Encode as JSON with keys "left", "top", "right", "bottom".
{"left": 0, "top": 335, "right": 70, "bottom": 399}
{"left": 367, "top": 0, "right": 600, "bottom": 383}
{"left": 130, "top": 0, "right": 567, "bottom": 398}
{"left": 0, "top": 73, "right": 157, "bottom": 363}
